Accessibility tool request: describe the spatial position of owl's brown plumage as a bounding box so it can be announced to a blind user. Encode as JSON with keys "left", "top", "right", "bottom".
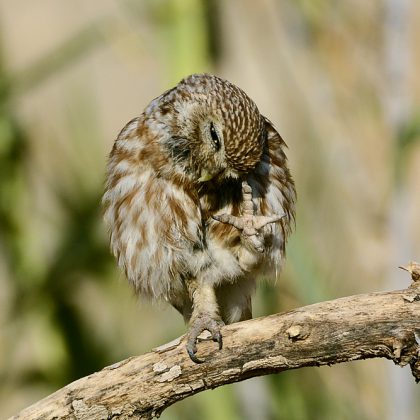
{"left": 103, "top": 74, "right": 296, "bottom": 362}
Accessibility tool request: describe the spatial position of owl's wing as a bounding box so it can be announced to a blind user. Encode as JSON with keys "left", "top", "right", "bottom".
{"left": 248, "top": 117, "right": 296, "bottom": 270}
{"left": 265, "top": 117, "right": 296, "bottom": 231}
{"left": 103, "top": 117, "right": 203, "bottom": 301}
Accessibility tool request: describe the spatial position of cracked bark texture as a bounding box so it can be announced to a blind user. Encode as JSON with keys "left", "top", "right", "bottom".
{"left": 10, "top": 275, "right": 420, "bottom": 420}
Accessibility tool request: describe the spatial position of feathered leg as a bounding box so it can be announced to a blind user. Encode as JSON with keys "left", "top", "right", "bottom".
{"left": 185, "top": 278, "right": 224, "bottom": 363}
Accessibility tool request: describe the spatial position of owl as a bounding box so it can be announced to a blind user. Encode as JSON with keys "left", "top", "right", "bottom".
{"left": 103, "top": 74, "right": 296, "bottom": 362}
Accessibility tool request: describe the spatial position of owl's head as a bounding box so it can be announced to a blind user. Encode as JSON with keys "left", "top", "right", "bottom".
{"left": 159, "top": 74, "right": 265, "bottom": 183}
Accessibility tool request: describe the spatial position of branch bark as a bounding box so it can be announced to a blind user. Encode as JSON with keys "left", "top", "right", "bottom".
{"left": 11, "top": 274, "right": 420, "bottom": 420}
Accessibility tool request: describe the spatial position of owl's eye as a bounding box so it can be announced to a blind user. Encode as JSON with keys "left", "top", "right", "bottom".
{"left": 209, "top": 122, "right": 221, "bottom": 151}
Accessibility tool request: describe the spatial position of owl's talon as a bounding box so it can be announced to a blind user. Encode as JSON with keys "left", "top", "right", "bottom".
{"left": 213, "top": 330, "right": 223, "bottom": 350}
{"left": 186, "top": 315, "right": 224, "bottom": 363}
{"left": 212, "top": 182, "right": 283, "bottom": 268}
{"left": 187, "top": 346, "right": 204, "bottom": 364}
{"left": 212, "top": 181, "right": 285, "bottom": 254}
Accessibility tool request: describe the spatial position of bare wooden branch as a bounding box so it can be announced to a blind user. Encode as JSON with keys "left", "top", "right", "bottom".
{"left": 11, "top": 277, "right": 420, "bottom": 420}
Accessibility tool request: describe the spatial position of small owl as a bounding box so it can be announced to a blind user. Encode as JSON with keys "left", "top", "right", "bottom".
{"left": 103, "top": 74, "right": 296, "bottom": 362}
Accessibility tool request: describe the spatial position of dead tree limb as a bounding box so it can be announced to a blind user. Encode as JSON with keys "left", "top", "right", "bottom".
{"left": 11, "top": 266, "right": 420, "bottom": 420}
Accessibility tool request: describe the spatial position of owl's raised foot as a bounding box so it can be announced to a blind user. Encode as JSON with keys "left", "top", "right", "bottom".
{"left": 212, "top": 181, "right": 285, "bottom": 253}
{"left": 186, "top": 314, "right": 224, "bottom": 363}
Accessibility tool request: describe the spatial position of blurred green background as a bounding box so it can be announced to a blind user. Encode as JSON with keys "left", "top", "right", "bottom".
{"left": 0, "top": 0, "right": 419, "bottom": 419}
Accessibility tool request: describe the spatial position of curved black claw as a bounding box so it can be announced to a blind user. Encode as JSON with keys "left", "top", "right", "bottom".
{"left": 186, "top": 315, "right": 224, "bottom": 364}
{"left": 187, "top": 346, "right": 204, "bottom": 364}
{"left": 213, "top": 330, "right": 223, "bottom": 350}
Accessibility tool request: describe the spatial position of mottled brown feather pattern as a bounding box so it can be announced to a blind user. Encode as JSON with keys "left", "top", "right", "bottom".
{"left": 103, "top": 73, "right": 296, "bottom": 329}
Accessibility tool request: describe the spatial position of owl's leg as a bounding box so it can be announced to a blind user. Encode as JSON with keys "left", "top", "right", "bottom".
{"left": 185, "top": 279, "right": 224, "bottom": 363}
{"left": 213, "top": 181, "right": 284, "bottom": 256}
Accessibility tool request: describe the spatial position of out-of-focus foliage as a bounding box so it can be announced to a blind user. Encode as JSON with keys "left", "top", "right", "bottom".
{"left": 0, "top": 1, "right": 419, "bottom": 419}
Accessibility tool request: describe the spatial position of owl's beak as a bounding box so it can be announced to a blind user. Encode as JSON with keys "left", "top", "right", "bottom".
{"left": 198, "top": 169, "right": 215, "bottom": 182}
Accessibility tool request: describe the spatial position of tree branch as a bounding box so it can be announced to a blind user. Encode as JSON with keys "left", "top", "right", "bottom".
{"left": 11, "top": 270, "right": 420, "bottom": 420}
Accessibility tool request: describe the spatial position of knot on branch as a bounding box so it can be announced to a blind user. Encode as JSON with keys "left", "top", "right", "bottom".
{"left": 286, "top": 325, "right": 310, "bottom": 341}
